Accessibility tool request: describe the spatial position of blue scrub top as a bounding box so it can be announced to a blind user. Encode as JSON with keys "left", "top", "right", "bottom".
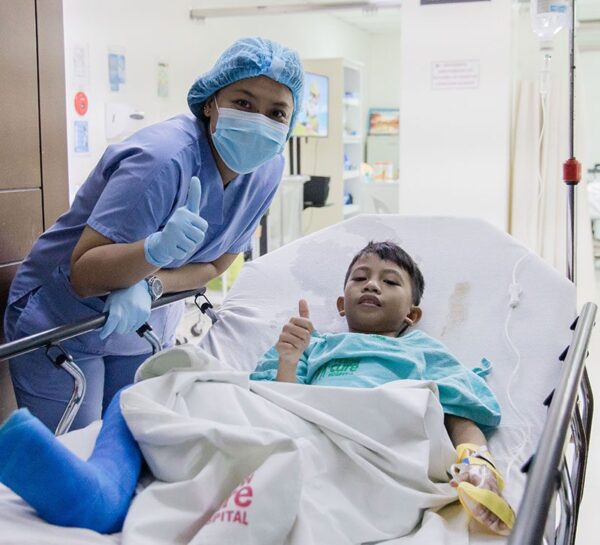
{"left": 7, "top": 114, "right": 283, "bottom": 355}
{"left": 251, "top": 329, "right": 501, "bottom": 430}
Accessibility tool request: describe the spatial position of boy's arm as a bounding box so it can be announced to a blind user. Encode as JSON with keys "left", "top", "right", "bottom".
{"left": 276, "top": 360, "right": 300, "bottom": 382}
{"left": 444, "top": 414, "right": 487, "bottom": 448}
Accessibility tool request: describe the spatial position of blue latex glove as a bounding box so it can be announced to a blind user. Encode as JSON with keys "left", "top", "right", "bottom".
{"left": 144, "top": 176, "right": 208, "bottom": 267}
{"left": 100, "top": 280, "right": 152, "bottom": 339}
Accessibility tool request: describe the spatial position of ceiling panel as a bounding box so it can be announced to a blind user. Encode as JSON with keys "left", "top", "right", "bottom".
{"left": 189, "top": 1, "right": 402, "bottom": 34}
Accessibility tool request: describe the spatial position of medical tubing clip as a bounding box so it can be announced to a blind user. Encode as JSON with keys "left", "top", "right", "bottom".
{"left": 194, "top": 292, "right": 218, "bottom": 324}
{"left": 563, "top": 158, "right": 581, "bottom": 186}
{"left": 135, "top": 323, "right": 162, "bottom": 355}
{"left": 45, "top": 343, "right": 86, "bottom": 436}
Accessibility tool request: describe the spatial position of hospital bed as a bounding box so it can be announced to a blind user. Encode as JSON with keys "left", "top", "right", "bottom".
{"left": 0, "top": 215, "right": 595, "bottom": 545}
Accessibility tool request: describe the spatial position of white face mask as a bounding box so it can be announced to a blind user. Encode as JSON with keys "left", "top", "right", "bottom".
{"left": 211, "top": 102, "right": 288, "bottom": 174}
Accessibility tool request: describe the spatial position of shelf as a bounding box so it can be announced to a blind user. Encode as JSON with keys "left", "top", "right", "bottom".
{"left": 343, "top": 98, "right": 360, "bottom": 107}
{"left": 343, "top": 135, "right": 362, "bottom": 144}
{"left": 343, "top": 204, "right": 361, "bottom": 219}
{"left": 343, "top": 170, "right": 360, "bottom": 180}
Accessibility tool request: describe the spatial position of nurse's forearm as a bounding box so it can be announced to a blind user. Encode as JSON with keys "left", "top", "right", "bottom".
{"left": 156, "top": 253, "right": 238, "bottom": 294}
{"left": 156, "top": 262, "right": 218, "bottom": 294}
{"left": 70, "top": 239, "right": 158, "bottom": 297}
{"left": 71, "top": 226, "right": 237, "bottom": 297}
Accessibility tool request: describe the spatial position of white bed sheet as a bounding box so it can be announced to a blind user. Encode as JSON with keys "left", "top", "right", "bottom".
{"left": 0, "top": 215, "right": 576, "bottom": 544}
{"left": 201, "top": 215, "right": 575, "bottom": 542}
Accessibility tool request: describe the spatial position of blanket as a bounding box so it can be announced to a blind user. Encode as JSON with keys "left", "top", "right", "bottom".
{"left": 120, "top": 346, "right": 470, "bottom": 545}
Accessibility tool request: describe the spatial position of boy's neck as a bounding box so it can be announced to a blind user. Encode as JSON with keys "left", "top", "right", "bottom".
{"left": 348, "top": 325, "right": 410, "bottom": 338}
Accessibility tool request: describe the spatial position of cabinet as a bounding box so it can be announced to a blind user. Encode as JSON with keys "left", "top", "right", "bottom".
{"left": 0, "top": 0, "right": 68, "bottom": 420}
{"left": 342, "top": 60, "right": 364, "bottom": 220}
{"left": 359, "top": 181, "right": 401, "bottom": 214}
{"left": 266, "top": 175, "right": 310, "bottom": 253}
{"left": 296, "top": 58, "right": 364, "bottom": 234}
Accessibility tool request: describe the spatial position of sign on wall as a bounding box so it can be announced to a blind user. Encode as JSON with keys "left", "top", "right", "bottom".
{"left": 431, "top": 60, "right": 480, "bottom": 90}
{"left": 108, "top": 48, "right": 126, "bottom": 92}
{"left": 73, "top": 120, "right": 89, "bottom": 154}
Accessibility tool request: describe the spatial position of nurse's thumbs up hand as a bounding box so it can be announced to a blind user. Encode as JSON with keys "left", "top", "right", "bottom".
{"left": 144, "top": 176, "right": 208, "bottom": 268}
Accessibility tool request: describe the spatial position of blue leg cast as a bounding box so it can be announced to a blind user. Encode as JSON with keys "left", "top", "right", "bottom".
{"left": 0, "top": 390, "right": 141, "bottom": 533}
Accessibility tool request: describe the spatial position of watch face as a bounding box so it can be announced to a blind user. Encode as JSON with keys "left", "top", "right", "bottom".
{"left": 148, "top": 277, "right": 163, "bottom": 299}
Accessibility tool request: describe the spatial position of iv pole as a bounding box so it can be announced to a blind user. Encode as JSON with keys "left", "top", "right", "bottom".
{"left": 564, "top": 0, "right": 581, "bottom": 283}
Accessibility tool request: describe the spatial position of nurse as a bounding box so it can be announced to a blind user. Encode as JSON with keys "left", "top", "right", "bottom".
{"left": 3, "top": 37, "right": 304, "bottom": 431}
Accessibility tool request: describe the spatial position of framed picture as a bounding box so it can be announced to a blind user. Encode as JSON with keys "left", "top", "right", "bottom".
{"left": 368, "top": 108, "right": 399, "bottom": 135}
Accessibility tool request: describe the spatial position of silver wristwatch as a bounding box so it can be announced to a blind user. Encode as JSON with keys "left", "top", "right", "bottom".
{"left": 145, "top": 275, "right": 164, "bottom": 302}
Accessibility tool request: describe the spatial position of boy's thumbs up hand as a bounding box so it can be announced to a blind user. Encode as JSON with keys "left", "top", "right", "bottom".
{"left": 276, "top": 299, "right": 315, "bottom": 367}
{"left": 144, "top": 176, "right": 209, "bottom": 267}
{"left": 298, "top": 299, "right": 310, "bottom": 319}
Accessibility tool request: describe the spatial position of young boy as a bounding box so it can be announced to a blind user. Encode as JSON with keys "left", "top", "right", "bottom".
{"left": 251, "top": 241, "right": 512, "bottom": 535}
{"left": 0, "top": 242, "right": 513, "bottom": 536}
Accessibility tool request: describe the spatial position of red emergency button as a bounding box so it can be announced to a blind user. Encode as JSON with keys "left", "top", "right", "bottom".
{"left": 74, "top": 91, "right": 88, "bottom": 116}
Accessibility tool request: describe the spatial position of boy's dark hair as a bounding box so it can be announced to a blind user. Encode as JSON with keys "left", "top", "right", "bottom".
{"left": 344, "top": 241, "right": 425, "bottom": 305}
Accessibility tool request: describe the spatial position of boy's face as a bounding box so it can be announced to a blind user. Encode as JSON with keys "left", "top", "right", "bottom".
{"left": 337, "top": 254, "right": 422, "bottom": 337}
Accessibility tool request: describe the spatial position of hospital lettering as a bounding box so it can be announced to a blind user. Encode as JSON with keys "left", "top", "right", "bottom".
{"left": 208, "top": 509, "right": 249, "bottom": 525}
{"left": 206, "top": 473, "right": 254, "bottom": 527}
{"left": 313, "top": 358, "right": 360, "bottom": 380}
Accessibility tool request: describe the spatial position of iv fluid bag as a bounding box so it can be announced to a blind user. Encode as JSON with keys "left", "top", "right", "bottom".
{"left": 531, "top": 0, "right": 570, "bottom": 41}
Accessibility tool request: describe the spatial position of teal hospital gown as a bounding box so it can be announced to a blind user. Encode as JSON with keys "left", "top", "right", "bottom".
{"left": 250, "top": 329, "right": 501, "bottom": 430}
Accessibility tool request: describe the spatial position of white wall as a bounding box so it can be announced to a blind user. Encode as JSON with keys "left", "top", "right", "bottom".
{"left": 580, "top": 50, "right": 600, "bottom": 174}
{"left": 367, "top": 32, "right": 402, "bottom": 112}
{"left": 399, "top": 0, "right": 512, "bottom": 230}
{"left": 62, "top": 0, "right": 372, "bottom": 200}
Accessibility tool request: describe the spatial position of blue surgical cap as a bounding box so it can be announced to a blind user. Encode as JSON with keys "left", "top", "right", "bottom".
{"left": 187, "top": 37, "right": 304, "bottom": 139}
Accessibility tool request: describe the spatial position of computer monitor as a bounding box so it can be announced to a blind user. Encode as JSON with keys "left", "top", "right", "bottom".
{"left": 292, "top": 71, "right": 329, "bottom": 138}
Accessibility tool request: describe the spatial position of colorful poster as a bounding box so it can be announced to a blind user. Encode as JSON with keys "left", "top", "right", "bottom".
{"left": 293, "top": 72, "right": 329, "bottom": 138}
{"left": 368, "top": 108, "right": 400, "bottom": 135}
{"left": 74, "top": 120, "right": 89, "bottom": 153}
{"left": 108, "top": 51, "right": 126, "bottom": 92}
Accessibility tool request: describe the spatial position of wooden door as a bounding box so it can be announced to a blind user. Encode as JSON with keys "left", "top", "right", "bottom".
{"left": 0, "top": 0, "right": 68, "bottom": 419}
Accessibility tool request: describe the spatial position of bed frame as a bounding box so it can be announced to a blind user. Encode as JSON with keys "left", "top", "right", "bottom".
{"left": 0, "top": 288, "right": 215, "bottom": 435}
{"left": 0, "top": 269, "right": 596, "bottom": 545}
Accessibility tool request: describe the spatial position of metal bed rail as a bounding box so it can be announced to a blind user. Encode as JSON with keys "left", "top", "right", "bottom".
{"left": 0, "top": 287, "right": 216, "bottom": 435}
{"left": 509, "top": 302, "right": 596, "bottom": 545}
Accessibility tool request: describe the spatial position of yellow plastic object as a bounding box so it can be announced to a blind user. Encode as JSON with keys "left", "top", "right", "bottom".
{"left": 453, "top": 443, "right": 515, "bottom": 535}
{"left": 456, "top": 481, "right": 515, "bottom": 535}
{"left": 455, "top": 443, "right": 504, "bottom": 490}
{"left": 206, "top": 253, "right": 245, "bottom": 292}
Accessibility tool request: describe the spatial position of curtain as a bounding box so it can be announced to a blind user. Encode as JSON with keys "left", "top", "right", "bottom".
{"left": 509, "top": 19, "right": 594, "bottom": 305}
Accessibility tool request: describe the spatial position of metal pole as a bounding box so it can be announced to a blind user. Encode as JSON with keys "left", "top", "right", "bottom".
{"left": 565, "top": 0, "right": 579, "bottom": 283}
{"left": 0, "top": 288, "right": 206, "bottom": 362}
{"left": 54, "top": 357, "right": 86, "bottom": 436}
{"left": 567, "top": 184, "right": 577, "bottom": 282}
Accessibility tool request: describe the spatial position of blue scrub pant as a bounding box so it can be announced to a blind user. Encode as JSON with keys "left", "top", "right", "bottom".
{"left": 9, "top": 349, "right": 149, "bottom": 432}
{"left": 4, "top": 298, "right": 150, "bottom": 432}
